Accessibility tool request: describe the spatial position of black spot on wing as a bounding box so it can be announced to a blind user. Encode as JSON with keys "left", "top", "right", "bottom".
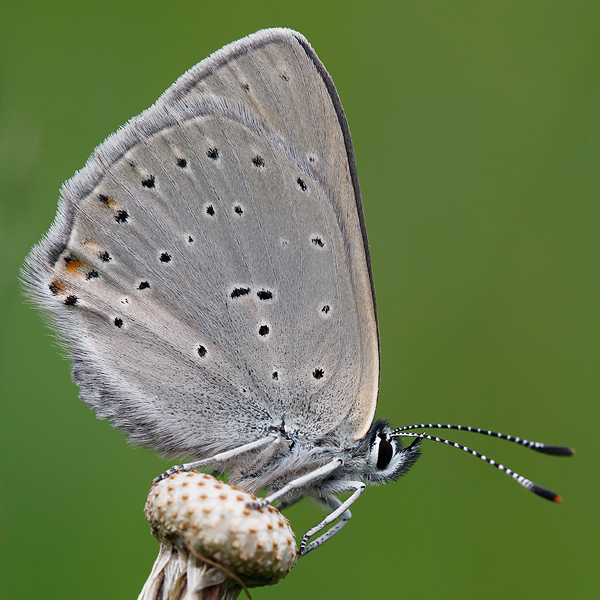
{"left": 115, "top": 210, "right": 129, "bottom": 223}
{"left": 231, "top": 287, "right": 251, "bottom": 299}
{"left": 257, "top": 290, "right": 273, "bottom": 301}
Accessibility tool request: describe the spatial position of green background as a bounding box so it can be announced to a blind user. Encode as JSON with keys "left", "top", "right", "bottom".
{"left": 1, "top": 1, "right": 597, "bottom": 598}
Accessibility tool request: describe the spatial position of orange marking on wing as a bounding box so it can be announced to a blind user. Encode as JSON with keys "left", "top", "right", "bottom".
{"left": 98, "top": 193, "right": 116, "bottom": 206}
{"left": 49, "top": 281, "right": 64, "bottom": 295}
{"left": 65, "top": 259, "right": 83, "bottom": 273}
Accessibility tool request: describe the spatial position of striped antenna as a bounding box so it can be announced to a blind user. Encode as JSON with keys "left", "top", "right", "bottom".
{"left": 391, "top": 424, "right": 574, "bottom": 456}
{"left": 392, "top": 431, "right": 565, "bottom": 502}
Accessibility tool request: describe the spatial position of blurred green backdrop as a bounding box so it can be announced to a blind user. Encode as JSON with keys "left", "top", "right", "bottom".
{"left": 1, "top": 1, "right": 597, "bottom": 599}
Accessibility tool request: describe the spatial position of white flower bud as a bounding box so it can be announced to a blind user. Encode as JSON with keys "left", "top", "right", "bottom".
{"left": 139, "top": 472, "right": 297, "bottom": 599}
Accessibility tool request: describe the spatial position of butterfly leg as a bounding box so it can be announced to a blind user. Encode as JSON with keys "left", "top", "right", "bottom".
{"left": 247, "top": 458, "right": 343, "bottom": 509}
{"left": 153, "top": 436, "right": 277, "bottom": 483}
{"left": 299, "top": 482, "right": 365, "bottom": 556}
{"left": 276, "top": 492, "right": 305, "bottom": 511}
{"left": 298, "top": 497, "right": 349, "bottom": 556}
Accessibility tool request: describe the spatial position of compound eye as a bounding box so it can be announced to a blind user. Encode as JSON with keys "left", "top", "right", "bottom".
{"left": 377, "top": 436, "right": 394, "bottom": 470}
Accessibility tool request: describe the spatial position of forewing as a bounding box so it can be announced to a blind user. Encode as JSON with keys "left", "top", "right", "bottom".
{"left": 23, "top": 29, "right": 379, "bottom": 457}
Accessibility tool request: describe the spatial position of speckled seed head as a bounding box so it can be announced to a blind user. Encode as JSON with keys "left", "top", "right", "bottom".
{"left": 145, "top": 471, "right": 297, "bottom": 586}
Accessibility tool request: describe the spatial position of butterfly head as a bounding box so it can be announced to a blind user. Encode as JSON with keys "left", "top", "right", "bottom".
{"left": 354, "top": 419, "right": 422, "bottom": 485}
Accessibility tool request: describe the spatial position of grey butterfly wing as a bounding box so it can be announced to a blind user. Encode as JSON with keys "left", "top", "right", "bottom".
{"left": 23, "top": 28, "right": 379, "bottom": 459}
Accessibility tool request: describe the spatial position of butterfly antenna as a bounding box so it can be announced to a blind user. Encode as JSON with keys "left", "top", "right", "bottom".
{"left": 391, "top": 424, "right": 574, "bottom": 456}
{"left": 392, "top": 431, "right": 564, "bottom": 502}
